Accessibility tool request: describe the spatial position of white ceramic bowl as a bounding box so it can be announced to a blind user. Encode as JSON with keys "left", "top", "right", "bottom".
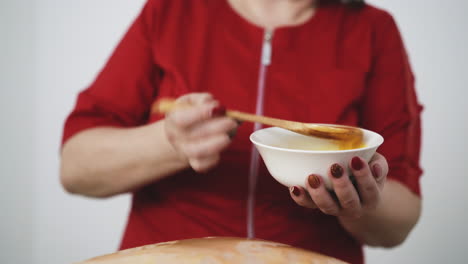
{"left": 250, "top": 126, "right": 384, "bottom": 189}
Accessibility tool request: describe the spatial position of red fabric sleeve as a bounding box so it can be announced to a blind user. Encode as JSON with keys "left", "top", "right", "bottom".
{"left": 360, "top": 11, "right": 423, "bottom": 196}
{"left": 62, "top": 0, "right": 159, "bottom": 145}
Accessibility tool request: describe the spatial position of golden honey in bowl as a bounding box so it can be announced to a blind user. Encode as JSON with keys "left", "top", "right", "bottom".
{"left": 274, "top": 133, "right": 365, "bottom": 151}
{"left": 334, "top": 137, "right": 366, "bottom": 150}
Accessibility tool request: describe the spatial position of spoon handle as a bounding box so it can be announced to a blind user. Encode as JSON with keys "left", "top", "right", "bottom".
{"left": 152, "top": 98, "right": 300, "bottom": 128}
{"left": 226, "top": 110, "right": 300, "bottom": 130}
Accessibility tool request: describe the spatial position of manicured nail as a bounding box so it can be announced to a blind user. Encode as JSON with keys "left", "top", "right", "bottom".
{"left": 351, "top": 156, "right": 363, "bottom": 171}
{"left": 290, "top": 186, "right": 301, "bottom": 196}
{"left": 211, "top": 105, "right": 226, "bottom": 116}
{"left": 331, "top": 164, "right": 343, "bottom": 178}
{"left": 308, "top": 174, "right": 321, "bottom": 189}
{"left": 372, "top": 164, "right": 382, "bottom": 179}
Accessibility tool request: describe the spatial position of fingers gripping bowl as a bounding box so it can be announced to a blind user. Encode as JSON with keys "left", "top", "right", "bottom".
{"left": 250, "top": 126, "right": 384, "bottom": 189}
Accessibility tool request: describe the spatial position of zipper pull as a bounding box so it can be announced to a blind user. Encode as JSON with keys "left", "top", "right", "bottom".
{"left": 261, "top": 29, "right": 273, "bottom": 66}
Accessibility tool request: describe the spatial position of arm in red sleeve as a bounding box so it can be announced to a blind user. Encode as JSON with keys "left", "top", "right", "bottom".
{"left": 337, "top": 10, "right": 423, "bottom": 248}
{"left": 59, "top": 1, "right": 191, "bottom": 198}
{"left": 360, "top": 11, "right": 423, "bottom": 196}
{"left": 62, "top": 0, "right": 159, "bottom": 145}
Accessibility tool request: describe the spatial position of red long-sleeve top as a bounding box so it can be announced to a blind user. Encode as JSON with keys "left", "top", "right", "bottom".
{"left": 62, "top": 1, "right": 423, "bottom": 263}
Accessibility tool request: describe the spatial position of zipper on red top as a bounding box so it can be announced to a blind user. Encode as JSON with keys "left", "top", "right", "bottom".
{"left": 247, "top": 29, "right": 273, "bottom": 239}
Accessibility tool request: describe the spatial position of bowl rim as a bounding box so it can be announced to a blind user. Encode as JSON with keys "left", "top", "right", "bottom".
{"left": 249, "top": 126, "right": 384, "bottom": 154}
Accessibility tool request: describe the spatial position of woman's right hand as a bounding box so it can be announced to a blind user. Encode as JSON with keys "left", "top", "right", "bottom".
{"left": 164, "top": 93, "right": 239, "bottom": 173}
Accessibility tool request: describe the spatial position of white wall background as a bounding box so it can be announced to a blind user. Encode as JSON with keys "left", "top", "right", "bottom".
{"left": 1, "top": 0, "right": 467, "bottom": 263}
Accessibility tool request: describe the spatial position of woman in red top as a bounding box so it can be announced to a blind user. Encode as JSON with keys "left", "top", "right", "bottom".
{"left": 60, "top": 0, "right": 423, "bottom": 263}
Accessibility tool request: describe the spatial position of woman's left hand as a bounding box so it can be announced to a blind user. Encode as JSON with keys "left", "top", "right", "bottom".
{"left": 289, "top": 153, "right": 389, "bottom": 219}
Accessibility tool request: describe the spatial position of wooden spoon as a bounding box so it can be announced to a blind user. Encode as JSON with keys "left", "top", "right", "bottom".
{"left": 152, "top": 98, "right": 364, "bottom": 149}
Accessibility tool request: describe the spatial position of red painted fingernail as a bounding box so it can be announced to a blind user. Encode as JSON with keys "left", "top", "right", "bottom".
{"left": 308, "top": 174, "right": 321, "bottom": 189}
{"left": 351, "top": 156, "right": 363, "bottom": 171}
{"left": 372, "top": 164, "right": 382, "bottom": 179}
{"left": 211, "top": 105, "right": 226, "bottom": 116}
{"left": 290, "top": 186, "right": 301, "bottom": 196}
{"left": 331, "top": 164, "right": 343, "bottom": 178}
